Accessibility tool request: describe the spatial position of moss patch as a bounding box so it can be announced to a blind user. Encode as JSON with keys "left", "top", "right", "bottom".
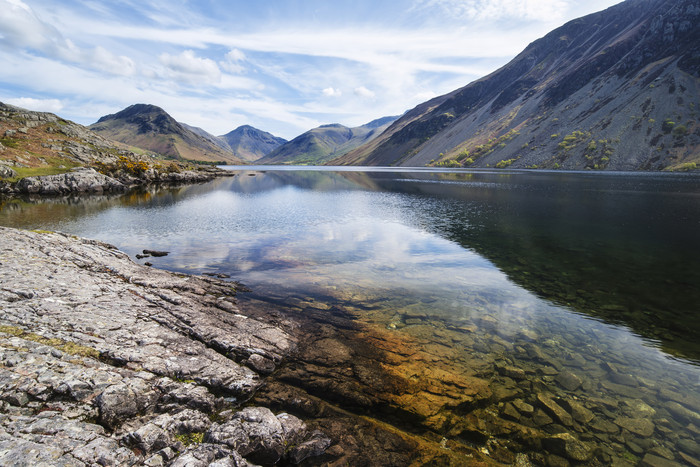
{"left": 0, "top": 325, "right": 100, "bottom": 359}
{"left": 174, "top": 432, "right": 205, "bottom": 446}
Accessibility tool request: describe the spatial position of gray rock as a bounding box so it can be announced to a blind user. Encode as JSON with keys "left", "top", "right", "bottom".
{"left": 15, "top": 168, "right": 126, "bottom": 194}
{"left": 170, "top": 443, "right": 241, "bottom": 467}
{"left": 289, "top": 430, "right": 332, "bottom": 464}
{"left": 97, "top": 380, "right": 158, "bottom": 430}
{"left": 277, "top": 412, "right": 307, "bottom": 446}
{"left": 246, "top": 354, "right": 276, "bottom": 375}
{"left": 0, "top": 165, "right": 16, "bottom": 179}
{"left": 122, "top": 422, "right": 173, "bottom": 455}
{"left": 205, "top": 407, "right": 285, "bottom": 465}
{"left": 0, "top": 226, "right": 302, "bottom": 466}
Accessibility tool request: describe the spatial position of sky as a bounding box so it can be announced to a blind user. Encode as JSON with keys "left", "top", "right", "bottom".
{"left": 0, "top": 0, "right": 622, "bottom": 140}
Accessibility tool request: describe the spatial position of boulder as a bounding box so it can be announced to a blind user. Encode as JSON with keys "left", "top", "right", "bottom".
{"left": 205, "top": 407, "right": 288, "bottom": 465}
{"left": 15, "top": 167, "right": 125, "bottom": 194}
{"left": 96, "top": 380, "right": 159, "bottom": 430}
{"left": 0, "top": 165, "right": 16, "bottom": 179}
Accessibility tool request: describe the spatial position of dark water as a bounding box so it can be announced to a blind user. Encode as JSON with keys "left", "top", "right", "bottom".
{"left": 2, "top": 167, "right": 700, "bottom": 464}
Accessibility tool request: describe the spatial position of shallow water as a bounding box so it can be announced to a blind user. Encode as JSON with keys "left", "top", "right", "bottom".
{"left": 2, "top": 168, "right": 700, "bottom": 464}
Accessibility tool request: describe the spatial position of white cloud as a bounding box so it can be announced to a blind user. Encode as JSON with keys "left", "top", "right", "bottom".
{"left": 89, "top": 46, "right": 136, "bottom": 76}
{"left": 220, "top": 48, "right": 246, "bottom": 74}
{"left": 412, "top": 0, "right": 568, "bottom": 22}
{"left": 353, "top": 86, "right": 375, "bottom": 99}
{"left": 0, "top": 0, "right": 65, "bottom": 52}
{"left": 159, "top": 49, "right": 221, "bottom": 84}
{"left": 5, "top": 97, "right": 63, "bottom": 113}
{"left": 322, "top": 87, "right": 342, "bottom": 97}
{"left": 226, "top": 48, "right": 246, "bottom": 62}
{"left": 0, "top": 0, "right": 135, "bottom": 76}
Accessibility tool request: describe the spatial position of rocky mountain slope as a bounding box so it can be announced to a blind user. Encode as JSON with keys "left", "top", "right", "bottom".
{"left": 334, "top": 0, "right": 700, "bottom": 171}
{"left": 90, "top": 104, "right": 244, "bottom": 164}
{"left": 259, "top": 116, "right": 397, "bottom": 165}
{"left": 0, "top": 102, "right": 222, "bottom": 194}
{"left": 220, "top": 125, "right": 287, "bottom": 163}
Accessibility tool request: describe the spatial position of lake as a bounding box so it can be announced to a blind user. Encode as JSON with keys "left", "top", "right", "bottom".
{"left": 2, "top": 167, "right": 700, "bottom": 465}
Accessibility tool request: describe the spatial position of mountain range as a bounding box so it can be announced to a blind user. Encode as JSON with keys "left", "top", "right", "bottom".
{"left": 89, "top": 104, "right": 244, "bottom": 164}
{"left": 88, "top": 104, "right": 394, "bottom": 166}
{"left": 258, "top": 116, "right": 398, "bottom": 165}
{"left": 333, "top": 0, "right": 700, "bottom": 171}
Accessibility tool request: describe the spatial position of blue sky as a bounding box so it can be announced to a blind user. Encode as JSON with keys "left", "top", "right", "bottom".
{"left": 0, "top": 0, "right": 621, "bottom": 139}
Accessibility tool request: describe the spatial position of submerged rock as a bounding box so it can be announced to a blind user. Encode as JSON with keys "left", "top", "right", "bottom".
{"left": 614, "top": 417, "right": 656, "bottom": 437}
{"left": 542, "top": 433, "right": 593, "bottom": 462}
{"left": 537, "top": 393, "right": 574, "bottom": 427}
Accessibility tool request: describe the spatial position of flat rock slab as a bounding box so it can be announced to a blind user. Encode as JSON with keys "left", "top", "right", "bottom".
{"left": 0, "top": 226, "right": 323, "bottom": 465}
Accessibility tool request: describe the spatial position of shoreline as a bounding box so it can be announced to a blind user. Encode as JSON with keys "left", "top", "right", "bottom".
{"left": 0, "top": 226, "right": 330, "bottom": 466}
{"left": 0, "top": 165, "right": 236, "bottom": 197}
{"left": 0, "top": 226, "right": 502, "bottom": 466}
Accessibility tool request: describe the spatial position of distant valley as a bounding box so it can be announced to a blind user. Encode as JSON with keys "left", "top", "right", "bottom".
{"left": 258, "top": 116, "right": 398, "bottom": 166}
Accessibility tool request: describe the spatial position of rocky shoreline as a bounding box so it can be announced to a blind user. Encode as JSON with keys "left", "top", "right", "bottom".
{"left": 0, "top": 165, "right": 232, "bottom": 196}
{"left": 0, "top": 227, "right": 330, "bottom": 466}
{"left": 0, "top": 100, "right": 237, "bottom": 196}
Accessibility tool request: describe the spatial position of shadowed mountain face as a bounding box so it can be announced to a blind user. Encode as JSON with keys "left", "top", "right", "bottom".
{"left": 258, "top": 116, "right": 398, "bottom": 165}
{"left": 90, "top": 104, "right": 244, "bottom": 164}
{"left": 219, "top": 125, "right": 287, "bottom": 162}
{"left": 334, "top": 0, "right": 700, "bottom": 171}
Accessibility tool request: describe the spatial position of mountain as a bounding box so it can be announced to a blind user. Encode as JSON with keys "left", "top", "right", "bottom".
{"left": 219, "top": 125, "right": 287, "bottom": 162}
{"left": 0, "top": 101, "right": 221, "bottom": 193}
{"left": 181, "top": 123, "right": 233, "bottom": 153}
{"left": 89, "top": 104, "right": 244, "bottom": 164}
{"left": 258, "top": 116, "right": 398, "bottom": 165}
{"left": 333, "top": 0, "right": 700, "bottom": 171}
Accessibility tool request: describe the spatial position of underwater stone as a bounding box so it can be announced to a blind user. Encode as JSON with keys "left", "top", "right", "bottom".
{"left": 501, "top": 402, "right": 521, "bottom": 421}
{"left": 677, "top": 438, "right": 700, "bottom": 457}
{"left": 664, "top": 401, "right": 700, "bottom": 424}
{"left": 614, "top": 417, "right": 655, "bottom": 437}
{"left": 537, "top": 394, "right": 574, "bottom": 426}
{"left": 608, "top": 371, "right": 638, "bottom": 387}
{"left": 512, "top": 399, "right": 535, "bottom": 416}
{"left": 532, "top": 409, "right": 554, "bottom": 426}
{"left": 639, "top": 453, "right": 683, "bottom": 467}
{"left": 555, "top": 371, "right": 582, "bottom": 391}
{"left": 590, "top": 418, "right": 619, "bottom": 434}
{"left": 564, "top": 399, "right": 594, "bottom": 424}
{"left": 543, "top": 433, "right": 593, "bottom": 462}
